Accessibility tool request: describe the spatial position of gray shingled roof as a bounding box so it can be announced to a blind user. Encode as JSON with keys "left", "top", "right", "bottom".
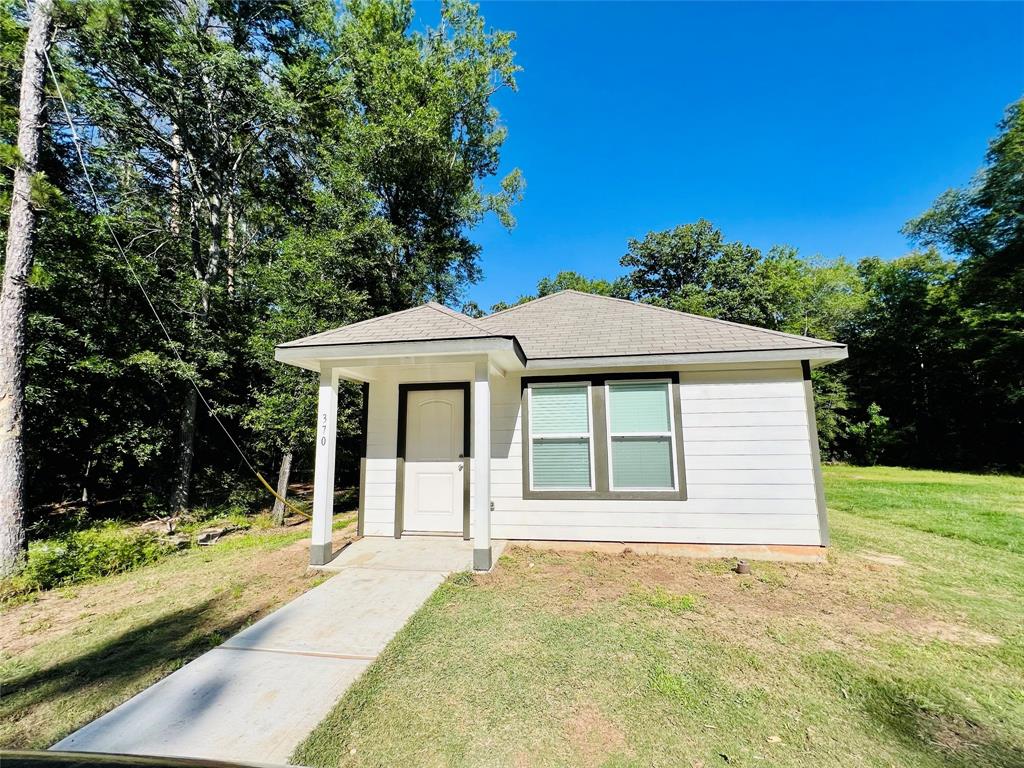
{"left": 477, "top": 291, "right": 843, "bottom": 359}
{"left": 278, "top": 290, "right": 844, "bottom": 359}
{"left": 277, "top": 302, "right": 502, "bottom": 348}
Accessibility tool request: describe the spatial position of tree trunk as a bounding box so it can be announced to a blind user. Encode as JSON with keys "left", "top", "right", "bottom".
{"left": 225, "top": 199, "right": 235, "bottom": 298}
{"left": 80, "top": 457, "right": 92, "bottom": 504}
{"left": 271, "top": 450, "right": 293, "bottom": 525}
{"left": 0, "top": 0, "right": 54, "bottom": 578}
{"left": 174, "top": 194, "right": 207, "bottom": 517}
{"left": 170, "top": 387, "right": 197, "bottom": 514}
{"left": 169, "top": 126, "right": 182, "bottom": 237}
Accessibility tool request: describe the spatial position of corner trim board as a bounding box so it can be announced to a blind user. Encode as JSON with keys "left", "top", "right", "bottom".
{"left": 801, "top": 360, "right": 830, "bottom": 546}
{"left": 463, "top": 455, "right": 471, "bottom": 540}
{"left": 357, "top": 381, "right": 369, "bottom": 538}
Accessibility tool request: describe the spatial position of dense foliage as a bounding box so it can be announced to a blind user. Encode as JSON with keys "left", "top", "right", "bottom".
{"left": 1, "top": 0, "right": 521, "bottom": 531}
{"left": 2, "top": 0, "right": 1020, "bottom": 543}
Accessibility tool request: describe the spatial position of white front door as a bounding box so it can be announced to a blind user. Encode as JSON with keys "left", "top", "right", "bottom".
{"left": 403, "top": 388, "right": 465, "bottom": 533}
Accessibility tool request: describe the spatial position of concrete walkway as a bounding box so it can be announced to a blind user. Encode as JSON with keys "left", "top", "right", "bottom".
{"left": 54, "top": 536, "right": 504, "bottom": 765}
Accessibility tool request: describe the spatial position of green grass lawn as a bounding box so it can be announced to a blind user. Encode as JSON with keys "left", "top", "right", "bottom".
{"left": 294, "top": 466, "right": 1024, "bottom": 768}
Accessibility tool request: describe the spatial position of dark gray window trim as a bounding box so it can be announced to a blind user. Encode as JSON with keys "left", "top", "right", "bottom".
{"left": 521, "top": 372, "right": 687, "bottom": 501}
{"left": 802, "top": 360, "right": 830, "bottom": 546}
{"left": 394, "top": 382, "right": 472, "bottom": 539}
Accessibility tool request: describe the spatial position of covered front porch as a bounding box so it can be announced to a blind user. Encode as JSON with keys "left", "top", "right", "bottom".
{"left": 276, "top": 324, "right": 526, "bottom": 571}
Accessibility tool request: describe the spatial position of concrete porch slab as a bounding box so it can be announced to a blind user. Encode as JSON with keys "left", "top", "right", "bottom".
{"left": 316, "top": 534, "right": 507, "bottom": 574}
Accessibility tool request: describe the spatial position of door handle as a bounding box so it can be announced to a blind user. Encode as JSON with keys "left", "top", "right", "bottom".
{"left": 458, "top": 463, "right": 464, "bottom": 472}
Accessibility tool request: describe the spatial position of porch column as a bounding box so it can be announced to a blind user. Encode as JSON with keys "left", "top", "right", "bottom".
{"left": 473, "top": 360, "right": 491, "bottom": 571}
{"left": 310, "top": 366, "right": 338, "bottom": 566}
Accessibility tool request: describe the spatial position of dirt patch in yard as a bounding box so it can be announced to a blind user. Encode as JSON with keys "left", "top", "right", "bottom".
{"left": 858, "top": 552, "right": 907, "bottom": 566}
{"left": 564, "top": 702, "right": 631, "bottom": 768}
{"left": 481, "top": 545, "right": 983, "bottom": 655}
{"left": 907, "top": 619, "right": 1002, "bottom": 646}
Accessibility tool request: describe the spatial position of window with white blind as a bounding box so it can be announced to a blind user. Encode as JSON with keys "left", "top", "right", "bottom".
{"left": 527, "top": 382, "right": 594, "bottom": 490}
{"left": 605, "top": 380, "right": 677, "bottom": 490}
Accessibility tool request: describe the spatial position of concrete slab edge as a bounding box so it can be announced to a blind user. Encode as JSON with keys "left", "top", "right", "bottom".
{"left": 513, "top": 540, "right": 827, "bottom": 564}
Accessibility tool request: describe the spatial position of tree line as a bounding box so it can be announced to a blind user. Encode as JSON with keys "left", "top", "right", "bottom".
{"left": 1, "top": 0, "right": 1020, "bottom": 575}
{"left": 481, "top": 100, "right": 1022, "bottom": 473}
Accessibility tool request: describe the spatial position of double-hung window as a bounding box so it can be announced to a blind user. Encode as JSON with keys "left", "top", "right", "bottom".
{"left": 605, "top": 380, "right": 677, "bottom": 490}
{"left": 527, "top": 382, "right": 594, "bottom": 490}
{"left": 523, "top": 374, "right": 684, "bottom": 499}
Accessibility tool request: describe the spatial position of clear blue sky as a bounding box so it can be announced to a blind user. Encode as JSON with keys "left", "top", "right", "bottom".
{"left": 418, "top": 1, "right": 1024, "bottom": 311}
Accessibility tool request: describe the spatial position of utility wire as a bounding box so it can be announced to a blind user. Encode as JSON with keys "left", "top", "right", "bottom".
{"left": 29, "top": 4, "right": 308, "bottom": 516}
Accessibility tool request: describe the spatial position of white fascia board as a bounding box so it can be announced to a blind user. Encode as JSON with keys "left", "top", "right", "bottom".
{"left": 275, "top": 336, "right": 525, "bottom": 370}
{"left": 525, "top": 345, "right": 848, "bottom": 370}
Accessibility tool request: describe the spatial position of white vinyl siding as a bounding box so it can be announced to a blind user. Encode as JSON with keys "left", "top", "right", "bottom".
{"left": 487, "top": 363, "right": 825, "bottom": 547}
{"left": 606, "top": 380, "right": 677, "bottom": 490}
{"left": 357, "top": 360, "right": 826, "bottom": 547}
{"left": 528, "top": 383, "right": 594, "bottom": 490}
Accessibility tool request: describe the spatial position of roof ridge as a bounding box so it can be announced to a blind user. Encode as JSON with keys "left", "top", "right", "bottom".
{"left": 479, "top": 290, "right": 569, "bottom": 320}
{"left": 426, "top": 302, "right": 500, "bottom": 336}
{"left": 561, "top": 290, "right": 842, "bottom": 348}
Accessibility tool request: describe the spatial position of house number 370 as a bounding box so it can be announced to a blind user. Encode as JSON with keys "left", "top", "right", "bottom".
{"left": 320, "top": 412, "right": 328, "bottom": 446}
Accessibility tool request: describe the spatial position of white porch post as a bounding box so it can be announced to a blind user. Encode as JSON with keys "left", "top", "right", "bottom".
{"left": 473, "top": 360, "right": 491, "bottom": 571}
{"left": 310, "top": 366, "right": 338, "bottom": 566}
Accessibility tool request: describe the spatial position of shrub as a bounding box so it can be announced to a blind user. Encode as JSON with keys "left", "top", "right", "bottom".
{"left": 179, "top": 505, "right": 254, "bottom": 534}
{"left": 2, "top": 522, "right": 175, "bottom": 598}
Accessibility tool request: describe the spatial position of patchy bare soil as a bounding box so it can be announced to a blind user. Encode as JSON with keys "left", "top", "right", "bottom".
{"left": 564, "top": 701, "right": 631, "bottom": 768}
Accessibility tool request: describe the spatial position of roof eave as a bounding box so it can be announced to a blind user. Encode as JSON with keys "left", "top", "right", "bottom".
{"left": 275, "top": 335, "right": 527, "bottom": 371}
{"left": 524, "top": 345, "right": 848, "bottom": 370}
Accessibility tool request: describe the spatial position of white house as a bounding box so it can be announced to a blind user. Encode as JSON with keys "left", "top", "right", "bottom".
{"left": 275, "top": 290, "right": 848, "bottom": 570}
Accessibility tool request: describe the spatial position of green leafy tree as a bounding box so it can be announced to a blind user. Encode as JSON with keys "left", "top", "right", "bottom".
{"left": 2, "top": 0, "right": 523, "bottom": 529}
{"left": 56, "top": 0, "right": 355, "bottom": 512}
{"left": 755, "top": 247, "right": 865, "bottom": 338}
{"left": 336, "top": 0, "right": 523, "bottom": 308}
{"left": 903, "top": 98, "right": 1024, "bottom": 470}
{"left": 844, "top": 251, "right": 965, "bottom": 466}
{"left": 242, "top": 0, "right": 525, "bottom": 506}
{"left": 489, "top": 270, "right": 630, "bottom": 312}
{"left": 1, "top": 0, "right": 54, "bottom": 574}
{"left": 620, "top": 219, "right": 770, "bottom": 325}
{"left": 848, "top": 403, "right": 891, "bottom": 466}
{"left": 536, "top": 271, "right": 630, "bottom": 299}
{"left": 754, "top": 247, "right": 867, "bottom": 459}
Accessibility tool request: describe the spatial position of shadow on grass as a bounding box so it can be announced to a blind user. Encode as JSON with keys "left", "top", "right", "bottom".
{"left": 807, "top": 651, "right": 1024, "bottom": 768}
{"left": 0, "top": 595, "right": 269, "bottom": 746}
